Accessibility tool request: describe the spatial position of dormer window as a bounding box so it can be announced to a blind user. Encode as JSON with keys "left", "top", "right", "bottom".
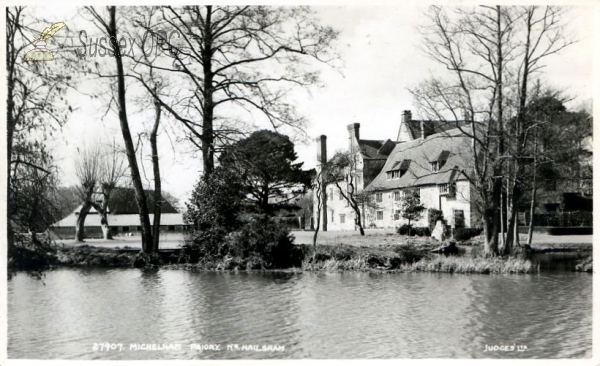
{"left": 431, "top": 150, "right": 450, "bottom": 172}
{"left": 387, "top": 159, "right": 410, "bottom": 180}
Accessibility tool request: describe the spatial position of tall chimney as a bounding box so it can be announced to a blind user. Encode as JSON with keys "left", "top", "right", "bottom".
{"left": 347, "top": 123, "right": 360, "bottom": 151}
{"left": 402, "top": 110, "right": 412, "bottom": 124}
{"left": 316, "top": 135, "right": 327, "bottom": 164}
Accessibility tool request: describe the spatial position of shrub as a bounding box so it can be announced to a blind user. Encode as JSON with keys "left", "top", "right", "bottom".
{"left": 454, "top": 227, "right": 482, "bottom": 241}
{"left": 397, "top": 224, "right": 430, "bottom": 236}
{"left": 397, "top": 224, "right": 411, "bottom": 235}
{"left": 226, "top": 216, "right": 303, "bottom": 269}
{"left": 183, "top": 167, "right": 246, "bottom": 261}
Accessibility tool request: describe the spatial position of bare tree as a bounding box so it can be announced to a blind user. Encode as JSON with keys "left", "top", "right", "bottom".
{"left": 410, "top": 5, "right": 573, "bottom": 255}
{"left": 84, "top": 6, "right": 155, "bottom": 252}
{"left": 131, "top": 6, "right": 340, "bottom": 178}
{"left": 6, "top": 6, "right": 73, "bottom": 247}
{"left": 326, "top": 152, "right": 367, "bottom": 236}
{"left": 90, "top": 141, "right": 128, "bottom": 240}
{"left": 502, "top": 6, "right": 574, "bottom": 255}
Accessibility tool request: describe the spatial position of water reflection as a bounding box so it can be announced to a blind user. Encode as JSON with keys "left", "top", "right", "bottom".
{"left": 8, "top": 269, "right": 591, "bottom": 359}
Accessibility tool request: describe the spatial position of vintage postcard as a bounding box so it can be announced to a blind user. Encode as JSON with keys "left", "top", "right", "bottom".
{"left": 2, "top": 0, "right": 597, "bottom": 365}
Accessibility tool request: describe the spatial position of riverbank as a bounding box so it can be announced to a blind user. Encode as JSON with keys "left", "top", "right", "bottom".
{"left": 9, "top": 231, "right": 592, "bottom": 276}
{"left": 9, "top": 240, "right": 540, "bottom": 275}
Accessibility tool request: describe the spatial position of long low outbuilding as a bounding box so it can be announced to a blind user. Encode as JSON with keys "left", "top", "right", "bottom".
{"left": 50, "top": 210, "right": 187, "bottom": 240}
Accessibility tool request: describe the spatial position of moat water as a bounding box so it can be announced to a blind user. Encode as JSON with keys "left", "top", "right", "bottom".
{"left": 8, "top": 257, "right": 592, "bottom": 359}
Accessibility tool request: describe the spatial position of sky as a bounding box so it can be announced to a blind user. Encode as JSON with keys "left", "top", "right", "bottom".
{"left": 26, "top": 4, "right": 595, "bottom": 206}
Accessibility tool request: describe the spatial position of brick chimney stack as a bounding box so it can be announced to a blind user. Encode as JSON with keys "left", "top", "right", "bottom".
{"left": 316, "top": 135, "right": 327, "bottom": 164}
{"left": 402, "top": 110, "right": 412, "bottom": 124}
{"left": 347, "top": 123, "right": 360, "bottom": 151}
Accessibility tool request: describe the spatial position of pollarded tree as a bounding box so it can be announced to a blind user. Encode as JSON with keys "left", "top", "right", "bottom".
{"left": 219, "top": 130, "right": 312, "bottom": 216}
{"left": 92, "top": 142, "right": 128, "bottom": 240}
{"left": 131, "top": 6, "right": 340, "bottom": 178}
{"left": 74, "top": 143, "right": 101, "bottom": 242}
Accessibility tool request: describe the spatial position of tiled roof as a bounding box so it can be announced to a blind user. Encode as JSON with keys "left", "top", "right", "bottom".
{"left": 366, "top": 126, "right": 473, "bottom": 191}
{"left": 387, "top": 159, "right": 411, "bottom": 172}
{"left": 108, "top": 188, "right": 178, "bottom": 214}
{"left": 358, "top": 139, "right": 394, "bottom": 159}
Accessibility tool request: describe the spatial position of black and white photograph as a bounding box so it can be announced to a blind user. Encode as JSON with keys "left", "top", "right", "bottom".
{"left": 2, "top": 0, "right": 596, "bottom": 364}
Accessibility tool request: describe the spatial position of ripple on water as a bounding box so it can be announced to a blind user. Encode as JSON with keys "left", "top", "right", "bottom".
{"left": 8, "top": 269, "right": 592, "bottom": 359}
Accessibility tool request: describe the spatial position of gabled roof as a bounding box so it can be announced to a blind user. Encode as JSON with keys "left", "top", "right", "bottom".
{"left": 367, "top": 126, "right": 473, "bottom": 191}
{"left": 357, "top": 139, "right": 396, "bottom": 159}
{"left": 108, "top": 188, "right": 178, "bottom": 214}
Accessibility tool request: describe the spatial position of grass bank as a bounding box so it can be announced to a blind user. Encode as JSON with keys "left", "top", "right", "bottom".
{"left": 401, "top": 256, "right": 537, "bottom": 274}
{"left": 10, "top": 237, "right": 544, "bottom": 275}
{"left": 575, "top": 256, "right": 593, "bottom": 273}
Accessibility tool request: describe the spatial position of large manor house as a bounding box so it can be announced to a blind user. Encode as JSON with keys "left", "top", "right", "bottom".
{"left": 314, "top": 110, "right": 478, "bottom": 231}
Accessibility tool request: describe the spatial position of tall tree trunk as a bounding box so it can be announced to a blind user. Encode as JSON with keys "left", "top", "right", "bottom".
{"left": 94, "top": 199, "right": 113, "bottom": 240}
{"left": 151, "top": 99, "right": 162, "bottom": 252}
{"left": 7, "top": 33, "right": 16, "bottom": 250}
{"left": 108, "top": 6, "right": 154, "bottom": 252}
{"left": 505, "top": 163, "right": 521, "bottom": 255}
{"left": 355, "top": 211, "right": 365, "bottom": 236}
{"left": 313, "top": 188, "right": 321, "bottom": 247}
{"left": 201, "top": 6, "right": 215, "bottom": 179}
{"left": 483, "top": 206, "right": 495, "bottom": 255}
{"left": 527, "top": 133, "right": 538, "bottom": 245}
{"left": 100, "top": 213, "right": 112, "bottom": 240}
{"left": 76, "top": 201, "right": 92, "bottom": 242}
{"left": 489, "top": 5, "right": 504, "bottom": 256}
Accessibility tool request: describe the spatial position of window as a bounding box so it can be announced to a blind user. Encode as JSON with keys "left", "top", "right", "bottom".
{"left": 377, "top": 211, "right": 384, "bottom": 220}
{"left": 376, "top": 192, "right": 383, "bottom": 202}
{"left": 394, "top": 210, "right": 401, "bottom": 221}
{"left": 440, "top": 183, "right": 456, "bottom": 197}
{"left": 387, "top": 170, "right": 402, "bottom": 179}
{"left": 122, "top": 226, "right": 129, "bottom": 232}
{"left": 168, "top": 225, "right": 175, "bottom": 231}
{"left": 431, "top": 161, "right": 439, "bottom": 172}
{"left": 331, "top": 212, "right": 334, "bottom": 222}
{"left": 454, "top": 210, "right": 465, "bottom": 228}
{"left": 340, "top": 214, "right": 346, "bottom": 224}
{"left": 439, "top": 183, "right": 449, "bottom": 195}
{"left": 394, "top": 191, "right": 401, "bottom": 201}
{"left": 415, "top": 189, "right": 421, "bottom": 203}
{"left": 338, "top": 191, "right": 343, "bottom": 201}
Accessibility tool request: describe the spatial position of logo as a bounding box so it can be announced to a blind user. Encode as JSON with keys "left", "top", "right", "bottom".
{"left": 23, "top": 22, "right": 66, "bottom": 62}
